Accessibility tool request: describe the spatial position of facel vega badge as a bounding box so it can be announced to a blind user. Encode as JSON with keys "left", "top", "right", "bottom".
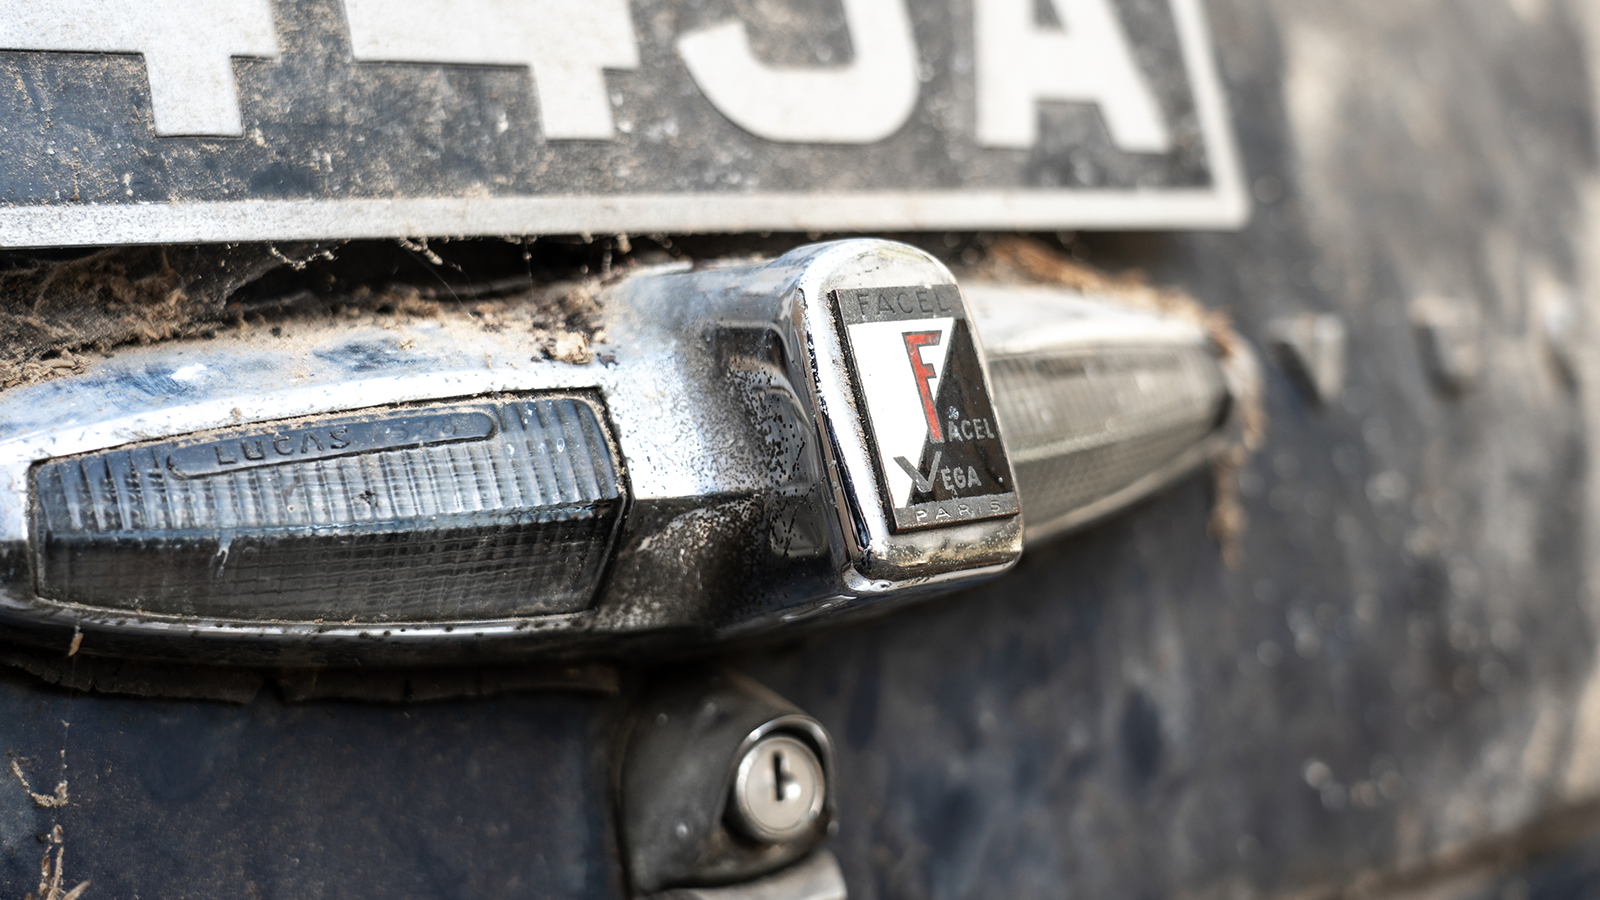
{"left": 834, "top": 285, "right": 1021, "bottom": 532}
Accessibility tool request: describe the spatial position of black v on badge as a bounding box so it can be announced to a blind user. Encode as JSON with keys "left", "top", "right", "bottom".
{"left": 834, "top": 285, "right": 1021, "bottom": 532}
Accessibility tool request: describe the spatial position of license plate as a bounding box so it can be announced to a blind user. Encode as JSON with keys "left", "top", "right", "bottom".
{"left": 0, "top": 0, "right": 1246, "bottom": 245}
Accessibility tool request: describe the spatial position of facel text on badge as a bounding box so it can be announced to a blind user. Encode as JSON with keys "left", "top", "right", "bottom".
{"left": 934, "top": 414, "right": 998, "bottom": 443}
{"left": 858, "top": 287, "right": 956, "bottom": 319}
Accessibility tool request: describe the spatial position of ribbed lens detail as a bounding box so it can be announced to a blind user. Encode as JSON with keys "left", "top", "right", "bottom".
{"left": 31, "top": 396, "right": 625, "bottom": 622}
{"left": 988, "top": 347, "right": 1227, "bottom": 532}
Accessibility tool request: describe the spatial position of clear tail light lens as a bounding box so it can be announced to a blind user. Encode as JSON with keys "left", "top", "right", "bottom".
{"left": 968, "top": 284, "right": 1236, "bottom": 540}
{"left": 989, "top": 348, "right": 1227, "bottom": 534}
{"left": 31, "top": 395, "right": 625, "bottom": 622}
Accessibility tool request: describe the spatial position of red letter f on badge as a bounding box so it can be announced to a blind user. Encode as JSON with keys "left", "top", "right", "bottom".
{"left": 903, "top": 330, "right": 944, "bottom": 441}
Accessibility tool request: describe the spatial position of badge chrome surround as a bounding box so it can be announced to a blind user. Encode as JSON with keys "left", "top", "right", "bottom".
{"left": 834, "top": 285, "right": 1020, "bottom": 532}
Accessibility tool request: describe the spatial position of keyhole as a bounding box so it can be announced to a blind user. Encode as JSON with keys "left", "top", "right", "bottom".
{"left": 732, "top": 733, "right": 824, "bottom": 841}
{"left": 772, "top": 749, "right": 794, "bottom": 803}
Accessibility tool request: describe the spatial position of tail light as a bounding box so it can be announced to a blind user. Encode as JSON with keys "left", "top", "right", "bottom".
{"left": 966, "top": 285, "right": 1233, "bottom": 541}
{"left": 32, "top": 396, "right": 624, "bottom": 622}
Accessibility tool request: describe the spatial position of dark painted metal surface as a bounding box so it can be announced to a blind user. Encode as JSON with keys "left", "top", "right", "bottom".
{"left": 0, "top": 672, "right": 623, "bottom": 898}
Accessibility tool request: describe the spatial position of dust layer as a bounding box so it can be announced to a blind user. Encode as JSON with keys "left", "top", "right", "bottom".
{"left": 0, "top": 237, "right": 627, "bottom": 390}
{"left": 0, "top": 244, "right": 317, "bottom": 389}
